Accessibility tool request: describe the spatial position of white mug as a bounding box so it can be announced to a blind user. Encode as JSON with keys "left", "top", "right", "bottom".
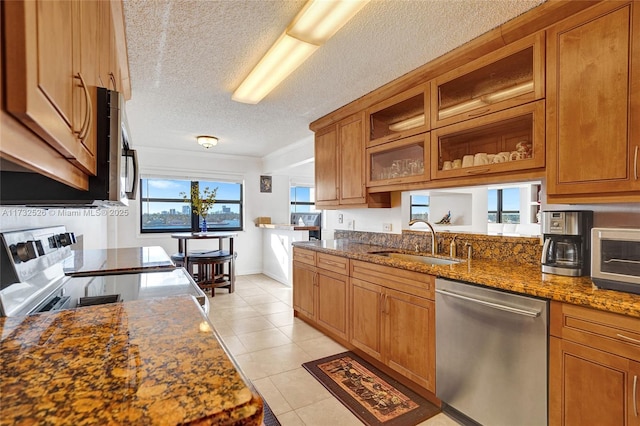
{"left": 474, "top": 153, "right": 489, "bottom": 166}
{"left": 497, "top": 151, "right": 510, "bottom": 162}
{"left": 462, "top": 155, "right": 474, "bottom": 168}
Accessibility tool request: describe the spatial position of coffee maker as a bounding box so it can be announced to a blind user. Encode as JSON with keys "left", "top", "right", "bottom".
{"left": 541, "top": 211, "right": 594, "bottom": 276}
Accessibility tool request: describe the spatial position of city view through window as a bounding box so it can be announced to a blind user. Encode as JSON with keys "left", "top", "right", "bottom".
{"left": 140, "top": 178, "right": 243, "bottom": 232}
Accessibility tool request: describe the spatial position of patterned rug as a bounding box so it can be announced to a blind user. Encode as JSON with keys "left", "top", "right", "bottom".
{"left": 303, "top": 352, "right": 440, "bottom": 426}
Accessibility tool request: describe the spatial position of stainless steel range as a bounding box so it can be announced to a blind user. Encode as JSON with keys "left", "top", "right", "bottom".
{"left": 0, "top": 226, "right": 208, "bottom": 317}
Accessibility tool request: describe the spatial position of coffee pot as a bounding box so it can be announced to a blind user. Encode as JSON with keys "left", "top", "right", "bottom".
{"left": 541, "top": 211, "right": 593, "bottom": 276}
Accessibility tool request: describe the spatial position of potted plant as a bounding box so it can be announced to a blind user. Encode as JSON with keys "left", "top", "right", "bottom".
{"left": 182, "top": 185, "right": 218, "bottom": 232}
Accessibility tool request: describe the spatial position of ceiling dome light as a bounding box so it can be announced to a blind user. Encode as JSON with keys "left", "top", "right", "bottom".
{"left": 197, "top": 135, "right": 218, "bottom": 149}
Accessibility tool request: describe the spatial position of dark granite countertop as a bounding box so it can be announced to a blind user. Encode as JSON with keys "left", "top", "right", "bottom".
{"left": 293, "top": 239, "right": 640, "bottom": 318}
{"left": 0, "top": 296, "right": 263, "bottom": 425}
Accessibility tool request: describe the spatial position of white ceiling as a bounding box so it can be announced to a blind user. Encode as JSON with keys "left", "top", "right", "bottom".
{"left": 122, "top": 0, "right": 545, "bottom": 159}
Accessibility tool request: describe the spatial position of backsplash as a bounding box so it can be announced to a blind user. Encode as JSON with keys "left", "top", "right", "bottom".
{"left": 334, "top": 230, "right": 542, "bottom": 266}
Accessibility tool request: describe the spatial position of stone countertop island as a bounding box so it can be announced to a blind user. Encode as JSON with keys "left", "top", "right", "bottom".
{"left": 0, "top": 295, "right": 263, "bottom": 425}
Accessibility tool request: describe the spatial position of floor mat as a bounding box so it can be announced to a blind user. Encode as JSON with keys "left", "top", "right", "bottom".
{"left": 302, "top": 352, "right": 440, "bottom": 426}
{"left": 261, "top": 399, "right": 280, "bottom": 426}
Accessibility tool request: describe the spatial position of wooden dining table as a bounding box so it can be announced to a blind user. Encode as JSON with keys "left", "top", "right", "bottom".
{"left": 170, "top": 232, "right": 238, "bottom": 272}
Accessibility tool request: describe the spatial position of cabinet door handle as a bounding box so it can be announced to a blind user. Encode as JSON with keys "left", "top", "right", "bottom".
{"left": 616, "top": 333, "right": 640, "bottom": 344}
{"left": 466, "top": 168, "right": 491, "bottom": 175}
{"left": 633, "top": 375, "right": 638, "bottom": 417}
{"left": 467, "top": 108, "right": 491, "bottom": 117}
{"left": 634, "top": 145, "right": 638, "bottom": 181}
{"left": 109, "top": 72, "right": 117, "bottom": 91}
{"left": 74, "top": 73, "right": 92, "bottom": 140}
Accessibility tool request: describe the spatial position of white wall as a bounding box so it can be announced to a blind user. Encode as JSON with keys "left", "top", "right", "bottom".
{"left": 323, "top": 197, "right": 403, "bottom": 238}
{"left": 109, "top": 146, "right": 270, "bottom": 275}
{"left": 262, "top": 228, "right": 309, "bottom": 285}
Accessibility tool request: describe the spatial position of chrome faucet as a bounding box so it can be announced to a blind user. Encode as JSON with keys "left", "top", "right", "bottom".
{"left": 408, "top": 219, "right": 438, "bottom": 255}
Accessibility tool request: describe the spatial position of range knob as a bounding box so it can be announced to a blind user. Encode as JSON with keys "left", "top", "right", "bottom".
{"left": 10, "top": 241, "right": 39, "bottom": 263}
{"left": 58, "top": 232, "right": 76, "bottom": 247}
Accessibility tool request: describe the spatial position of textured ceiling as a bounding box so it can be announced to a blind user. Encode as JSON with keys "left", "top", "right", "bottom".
{"left": 123, "top": 0, "right": 545, "bottom": 159}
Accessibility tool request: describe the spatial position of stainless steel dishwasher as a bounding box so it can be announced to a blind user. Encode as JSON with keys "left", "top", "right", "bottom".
{"left": 435, "top": 278, "right": 548, "bottom": 426}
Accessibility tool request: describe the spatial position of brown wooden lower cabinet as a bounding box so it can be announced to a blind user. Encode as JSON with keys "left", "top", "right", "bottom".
{"left": 350, "top": 278, "right": 383, "bottom": 360}
{"left": 549, "top": 301, "right": 640, "bottom": 426}
{"left": 292, "top": 248, "right": 350, "bottom": 341}
{"left": 292, "top": 261, "right": 316, "bottom": 322}
{"left": 316, "top": 269, "right": 349, "bottom": 341}
{"left": 350, "top": 261, "right": 436, "bottom": 392}
{"left": 293, "top": 251, "right": 436, "bottom": 393}
{"left": 550, "top": 338, "right": 640, "bottom": 426}
{"left": 383, "top": 287, "right": 435, "bottom": 391}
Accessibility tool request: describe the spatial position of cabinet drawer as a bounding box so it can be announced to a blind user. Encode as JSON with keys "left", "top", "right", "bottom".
{"left": 550, "top": 301, "right": 640, "bottom": 362}
{"left": 350, "top": 260, "right": 434, "bottom": 300}
{"left": 293, "top": 248, "right": 316, "bottom": 266}
{"left": 317, "top": 253, "right": 349, "bottom": 274}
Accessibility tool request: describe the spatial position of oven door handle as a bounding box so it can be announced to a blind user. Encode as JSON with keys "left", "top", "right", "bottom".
{"left": 603, "top": 258, "right": 640, "bottom": 265}
{"left": 435, "top": 288, "right": 541, "bottom": 318}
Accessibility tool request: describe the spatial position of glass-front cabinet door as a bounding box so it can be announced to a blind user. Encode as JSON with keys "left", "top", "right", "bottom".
{"left": 367, "top": 132, "right": 429, "bottom": 188}
{"left": 366, "top": 84, "right": 430, "bottom": 147}
{"left": 431, "top": 101, "right": 544, "bottom": 180}
{"left": 431, "top": 33, "right": 544, "bottom": 128}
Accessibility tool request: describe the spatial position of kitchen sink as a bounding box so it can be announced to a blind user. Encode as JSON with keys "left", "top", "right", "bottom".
{"left": 368, "top": 251, "right": 462, "bottom": 266}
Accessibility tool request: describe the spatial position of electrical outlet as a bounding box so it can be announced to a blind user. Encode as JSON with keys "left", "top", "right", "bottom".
{"left": 383, "top": 223, "right": 392, "bottom": 232}
{"left": 338, "top": 214, "right": 343, "bottom": 224}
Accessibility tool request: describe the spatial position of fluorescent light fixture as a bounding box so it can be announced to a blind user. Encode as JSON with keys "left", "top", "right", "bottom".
{"left": 439, "top": 80, "right": 535, "bottom": 119}
{"left": 388, "top": 114, "right": 425, "bottom": 132}
{"left": 439, "top": 98, "right": 487, "bottom": 120}
{"left": 288, "top": 0, "right": 370, "bottom": 45}
{"left": 232, "top": 33, "right": 319, "bottom": 104}
{"left": 197, "top": 135, "right": 218, "bottom": 149}
{"left": 481, "top": 81, "right": 534, "bottom": 103}
{"left": 232, "top": 0, "right": 370, "bottom": 104}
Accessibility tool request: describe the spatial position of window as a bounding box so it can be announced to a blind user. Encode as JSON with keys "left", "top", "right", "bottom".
{"left": 410, "top": 195, "right": 430, "bottom": 221}
{"left": 290, "top": 186, "right": 316, "bottom": 213}
{"left": 488, "top": 188, "right": 520, "bottom": 224}
{"left": 140, "top": 178, "right": 243, "bottom": 233}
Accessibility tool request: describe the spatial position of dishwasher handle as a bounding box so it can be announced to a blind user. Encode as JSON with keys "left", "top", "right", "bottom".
{"left": 435, "top": 288, "right": 541, "bottom": 318}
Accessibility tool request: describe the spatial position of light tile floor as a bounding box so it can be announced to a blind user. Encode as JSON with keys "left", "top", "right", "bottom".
{"left": 207, "top": 274, "right": 460, "bottom": 426}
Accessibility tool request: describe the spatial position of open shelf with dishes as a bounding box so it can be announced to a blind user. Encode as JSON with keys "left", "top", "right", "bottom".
{"left": 431, "top": 100, "right": 545, "bottom": 180}
{"left": 367, "top": 132, "right": 430, "bottom": 187}
{"left": 431, "top": 33, "right": 544, "bottom": 128}
{"left": 366, "top": 84, "right": 430, "bottom": 147}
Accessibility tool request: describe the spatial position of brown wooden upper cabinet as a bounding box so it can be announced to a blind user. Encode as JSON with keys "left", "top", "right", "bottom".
{"left": 316, "top": 113, "right": 391, "bottom": 209}
{"left": 431, "top": 33, "right": 545, "bottom": 129}
{"left": 431, "top": 101, "right": 545, "bottom": 180}
{"left": 99, "top": 0, "right": 120, "bottom": 91}
{"left": 546, "top": 1, "right": 640, "bottom": 202}
{"left": 366, "top": 132, "right": 430, "bottom": 188}
{"left": 4, "top": 0, "right": 98, "bottom": 176}
{"left": 314, "top": 124, "right": 339, "bottom": 206}
{"left": 365, "top": 84, "right": 430, "bottom": 147}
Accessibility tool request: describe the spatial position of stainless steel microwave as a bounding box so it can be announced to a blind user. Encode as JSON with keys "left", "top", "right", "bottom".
{"left": 0, "top": 88, "right": 137, "bottom": 207}
{"left": 591, "top": 228, "right": 640, "bottom": 295}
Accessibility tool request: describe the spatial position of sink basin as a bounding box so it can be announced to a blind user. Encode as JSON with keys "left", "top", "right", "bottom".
{"left": 368, "top": 251, "right": 461, "bottom": 266}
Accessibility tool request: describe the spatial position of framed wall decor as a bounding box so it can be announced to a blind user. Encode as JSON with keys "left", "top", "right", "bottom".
{"left": 260, "top": 175, "right": 272, "bottom": 193}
